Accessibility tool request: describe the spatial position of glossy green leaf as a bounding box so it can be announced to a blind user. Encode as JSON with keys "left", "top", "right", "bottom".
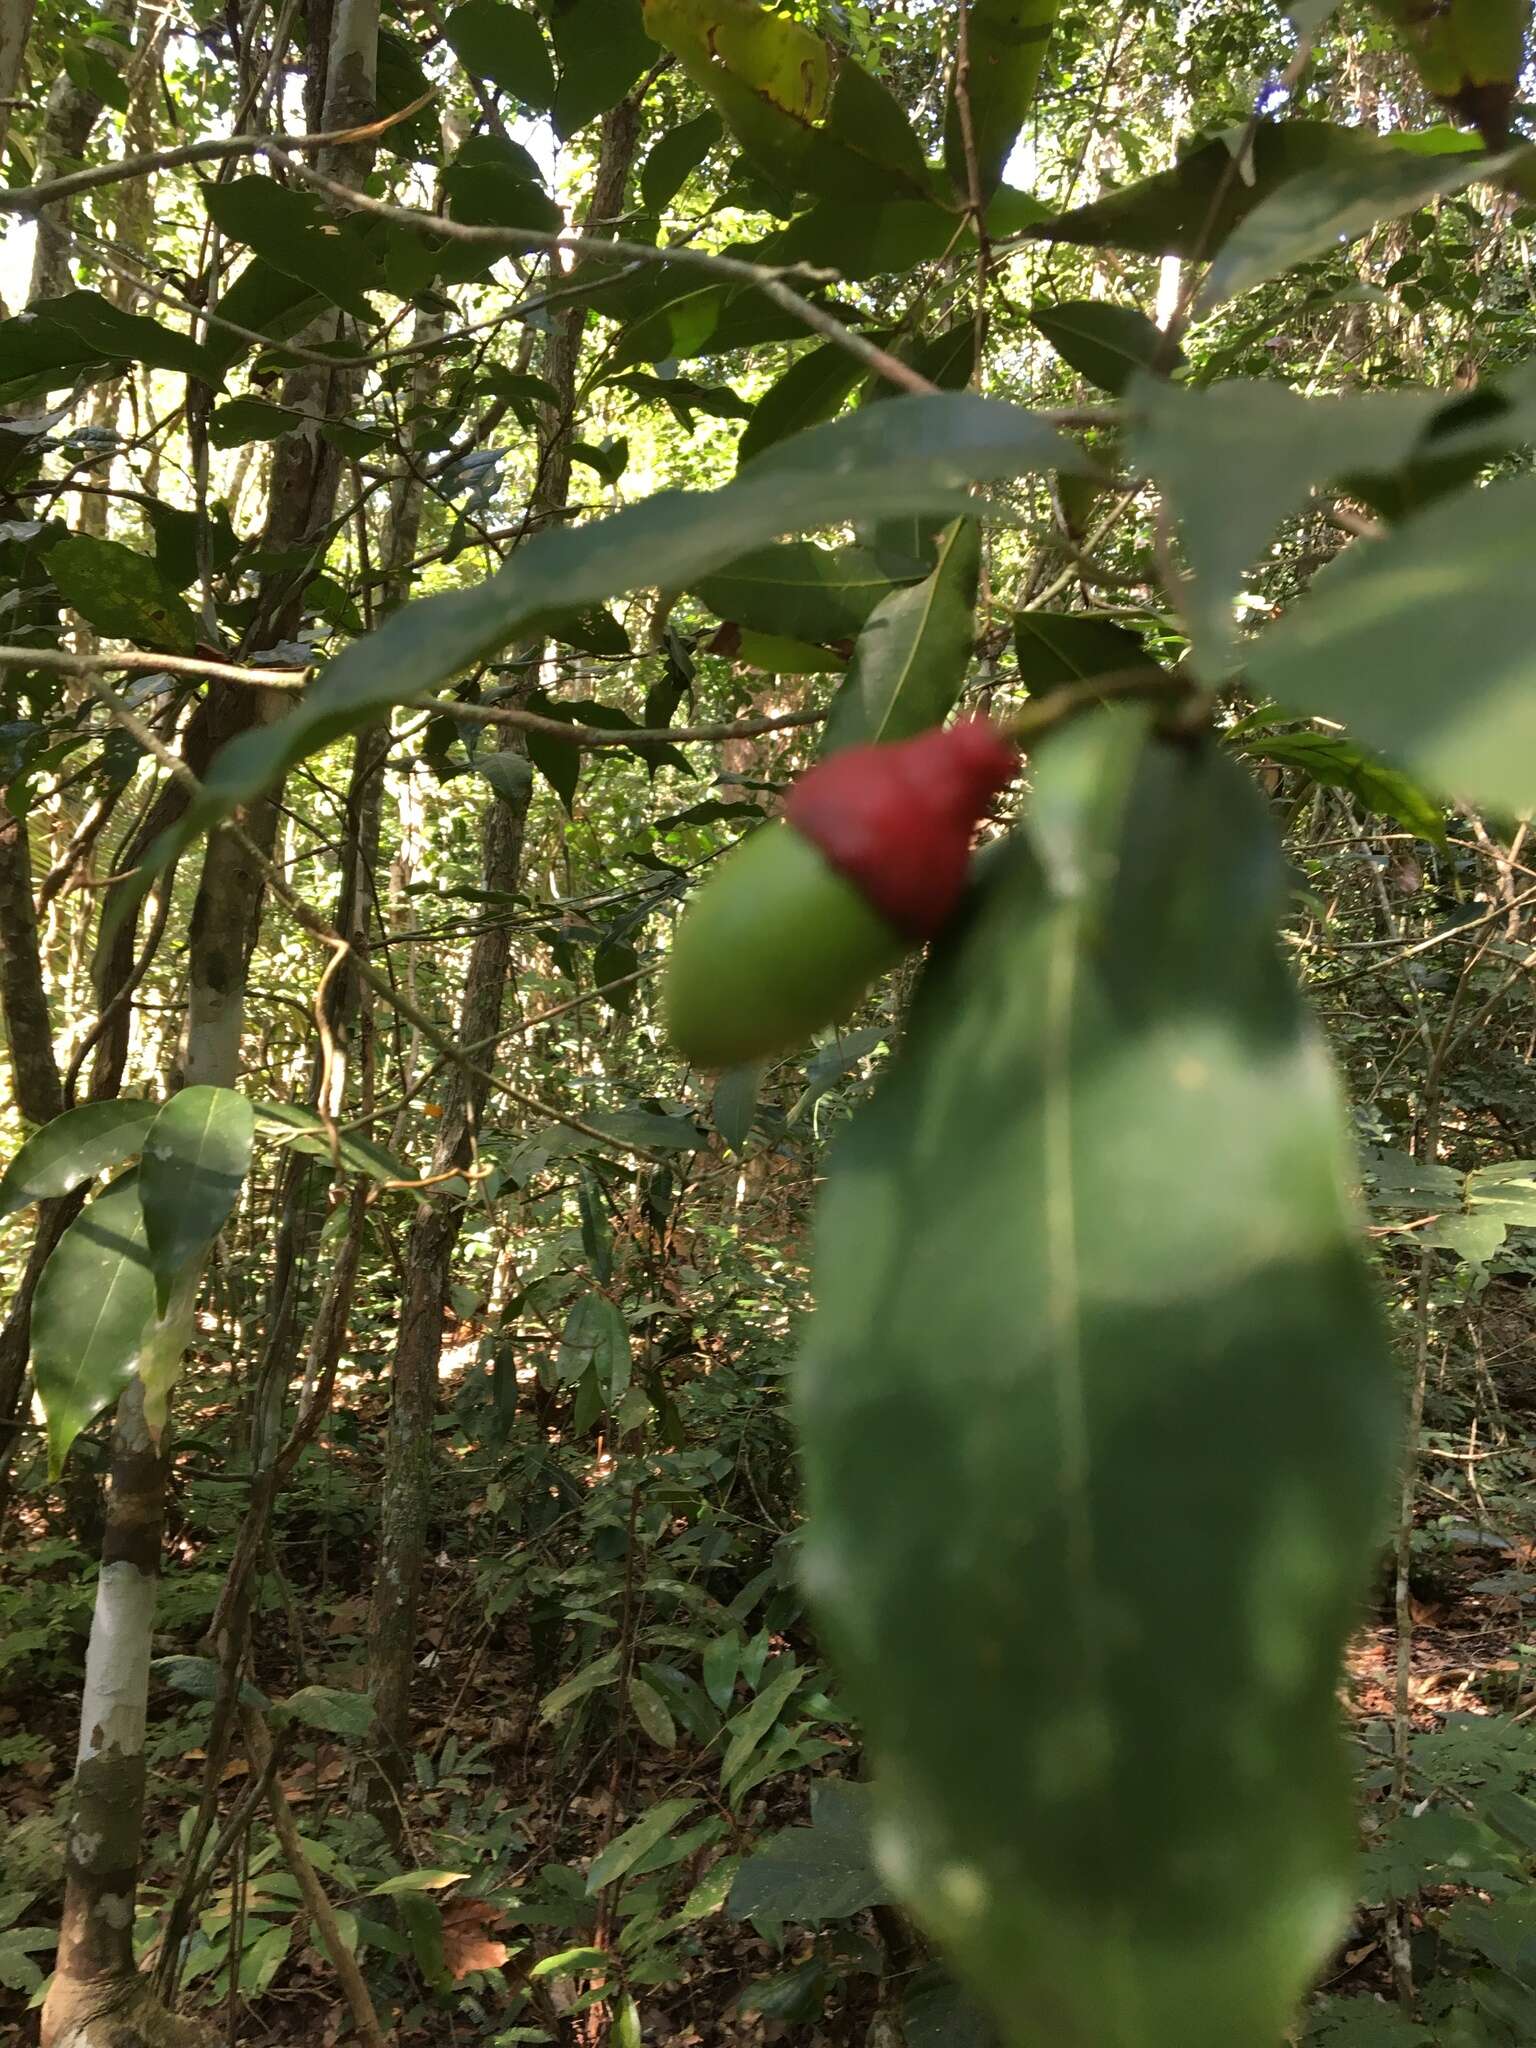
{"left": 1030, "top": 299, "right": 1179, "bottom": 394}
{"left": 1245, "top": 472, "right": 1536, "bottom": 816}
{"left": 1013, "top": 611, "right": 1163, "bottom": 690}
{"left": 694, "top": 542, "right": 927, "bottom": 643}
{"left": 208, "top": 398, "right": 304, "bottom": 448}
{"left": 443, "top": 0, "right": 555, "bottom": 104}
{"left": 587, "top": 1798, "right": 699, "bottom": 1892}
{"left": 702, "top": 1629, "right": 742, "bottom": 1709}
{"left": 645, "top": 0, "right": 928, "bottom": 201}
{"left": 737, "top": 343, "right": 866, "bottom": 469}
{"left": 1128, "top": 376, "right": 1440, "bottom": 670}
{"left": 540, "top": 1650, "right": 621, "bottom": 1719}
{"left": 1240, "top": 731, "right": 1446, "bottom": 844}
{"left": 366, "top": 1868, "right": 470, "bottom": 1896}
{"left": 140, "top": 1087, "right": 255, "bottom": 1309}
{"left": 729, "top": 1781, "right": 888, "bottom": 1931}
{"left": 628, "top": 1675, "right": 676, "bottom": 1748}
{"left": 756, "top": 200, "right": 962, "bottom": 281}
{"left": 276, "top": 1685, "right": 375, "bottom": 1737}
{"left": 203, "top": 178, "right": 380, "bottom": 318}
{"left": 720, "top": 1659, "right": 804, "bottom": 1790}
{"left": 1197, "top": 142, "right": 1519, "bottom": 312}
{"left": 0, "top": 290, "right": 217, "bottom": 400}
{"left": 944, "top": 0, "right": 1064, "bottom": 199}
{"left": 797, "top": 713, "right": 1398, "bottom": 2048}
{"left": 821, "top": 521, "right": 980, "bottom": 752}
{"left": 252, "top": 1101, "right": 407, "bottom": 1183}
{"left": 32, "top": 1171, "right": 156, "bottom": 1476}
{"left": 712, "top": 1066, "right": 763, "bottom": 1153}
{"left": 705, "top": 625, "right": 848, "bottom": 673}
{"left": 549, "top": 0, "right": 651, "bottom": 136}
{"left": 150, "top": 1654, "right": 271, "bottom": 1709}
{"left": 640, "top": 108, "right": 722, "bottom": 209}
{"left": 46, "top": 535, "right": 199, "bottom": 656}
{"left": 556, "top": 1291, "right": 631, "bottom": 1395}
{"left": 0, "top": 1099, "right": 159, "bottom": 1220}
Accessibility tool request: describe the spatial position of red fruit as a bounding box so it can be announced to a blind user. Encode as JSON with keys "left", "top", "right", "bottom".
{"left": 785, "top": 718, "right": 1019, "bottom": 939}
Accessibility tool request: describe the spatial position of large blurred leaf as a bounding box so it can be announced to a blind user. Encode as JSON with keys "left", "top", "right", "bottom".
{"left": 821, "top": 521, "right": 980, "bottom": 751}
{"left": 1198, "top": 140, "right": 1515, "bottom": 312}
{"left": 729, "top": 1781, "right": 889, "bottom": 1933}
{"left": 1245, "top": 471, "right": 1536, "bottom": 816}
{"left": 46, "top": 535, "right": 199, "bottom": 656}
{"left": 0, "top": 1099, "right": 158, "bottom": 1220}
{"left": 755, "top": 200, "right": 963, "bottom": 282}
{"left": 135, "top": 395, "right": 1083, "bottom": 879}
{"left": 797, "top": 713, "right": 1398, "bottom": 2048}
{"left": 1031, "top": 120, "right": 1385, "bottom": 258}
{"left": 32, "top": 1171, "right": 155, "bottom": 1476}
{"left": 943, "top": 0, "right": 1064, "bottom": 199}
{"left": 1128, "top": 376, "right": 1440, "bottom": 670}
{"left": 443, "top": 0, "right": 555, "bottom": 104}
{"left": 640, "top": 109, "right": 722, "bottom": 210}
{"left": 694, "top": 541, "right": 926, "bottom": 642}
{"left": 140, "top": 1087, "right": 255, "bottom": 1310}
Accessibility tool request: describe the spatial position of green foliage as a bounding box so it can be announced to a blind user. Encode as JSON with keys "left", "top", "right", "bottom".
{"left": 798, "top": 716, "right": 1399, "bottom": 2046}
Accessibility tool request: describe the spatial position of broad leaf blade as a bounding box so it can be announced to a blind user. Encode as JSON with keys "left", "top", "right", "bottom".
{"left": 821, "top": 521, "right": 980, "bottom": 752}
{"left": 797, "top": 714, "right": 1398, "bottom": 2048}
{"left": 32, "top": 1171, "right": 156, "bottom": 1476}
{"left": 1245, "top": 471, "right": 1536, "bottom": 816}
{"left": 140, "top": 1087, "right": 255, "bottom": 1309}
{"left": 1128, "top": 377, "right": 1440, "bottom": 671}
{"left": 1198, "top": 141, "right": 1517, "bottom": 312}
{"left": 943, "top": 0, "right": 1064, "bottom": 199}
{"left": 0, "top": 1099, "right": 158, "bottom": 1219}
{"left": 1030, "top": 300, "right": 1178, "bottom": 394}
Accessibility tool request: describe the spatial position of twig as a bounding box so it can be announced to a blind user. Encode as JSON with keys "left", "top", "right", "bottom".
{"left": 268, "top": 150, "right": 940, "bottom": 396}
{"left": 0, "top": 93, "right": 436, "bottom": 213}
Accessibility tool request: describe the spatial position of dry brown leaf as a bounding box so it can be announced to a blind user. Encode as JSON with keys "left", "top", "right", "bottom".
{"left": 440, "top": 1898, "right": 510, "bottom": 1981}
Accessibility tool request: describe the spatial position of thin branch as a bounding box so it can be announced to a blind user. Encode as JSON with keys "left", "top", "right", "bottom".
{"left": 0, "top": 644, "right": 308, "bottom": 688}
{"left": 268, "top": 150, "right": 941, "bottom": 396}
{"left": 0, "top": 93, "right": 436, "bottom": 213}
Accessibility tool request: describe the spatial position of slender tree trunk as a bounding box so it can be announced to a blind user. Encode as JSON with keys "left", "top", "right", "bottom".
{"left": 44, "top": 792, "right": 272, "bottom": 2045}
{"left": 362, "top": 98, "right": 641, "bottom": 1808}
{"left": 0, "top": 799, "right": 67, "bottom": 1519}
{"left": 24, "top": 0, "right": 134, "bottom": 307}
{"left": 247, "top": 0, "right": 378, "bottom": 646}
{"left": 43, "top": 1376, "right": 214, "bottom": 2048}
{"left": 0, "top": 0, "right": 34, "bottom": 177}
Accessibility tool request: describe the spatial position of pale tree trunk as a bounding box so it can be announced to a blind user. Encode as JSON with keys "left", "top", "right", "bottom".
{"left": 363, "top": 101, "right": 641, "bottom": 1810}
{"left": 43, "top": 815, "right": 272, "bottom": 2048}
{"left": 25, "top": 0, "right": 134, "bottom": 307}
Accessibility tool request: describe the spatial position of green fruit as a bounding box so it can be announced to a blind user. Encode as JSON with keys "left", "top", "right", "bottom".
{"left": 665, "top": 824, "right": 904, "bottom": 1068}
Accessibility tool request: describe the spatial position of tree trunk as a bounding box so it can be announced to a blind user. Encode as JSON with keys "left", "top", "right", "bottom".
{"left": 24, "top": 0, "right": 134, "bottom": 307}
{"left": 44, "top": 790, "right": 271, "bottom": 2046}
{"left": 362, "top": 96, "right": 641, "bottom": 1807}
